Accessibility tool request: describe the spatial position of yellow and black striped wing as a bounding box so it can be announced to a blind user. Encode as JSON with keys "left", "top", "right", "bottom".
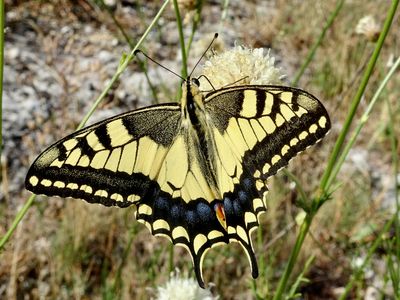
{"left": 25, "top": 103, "right": 182, "bottom": 205}
{"left": 25, "top": 83, "right": 330, "bottom": 288}
{"left": 203, "top": 85, "right": 330, "bottom": 279}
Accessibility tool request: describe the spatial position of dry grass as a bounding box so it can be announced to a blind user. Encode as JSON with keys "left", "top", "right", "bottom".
{"left": 1, "top": 0, "right": 399, "bottom": 299}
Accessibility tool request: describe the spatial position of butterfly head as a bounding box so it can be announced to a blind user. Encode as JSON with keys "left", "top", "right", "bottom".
{"left": 181, "top": 76, "right": 205, "bottom": 118}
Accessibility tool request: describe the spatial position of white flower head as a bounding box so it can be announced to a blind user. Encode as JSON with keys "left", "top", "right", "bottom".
{"left": 355, "top": 15, "right": 380, "bottom": 42}
{"left": 154, "top": 270, "right": 218, "bottom": 300}
{"left": 199, "top": 45, "right": 285, "bottom": 90}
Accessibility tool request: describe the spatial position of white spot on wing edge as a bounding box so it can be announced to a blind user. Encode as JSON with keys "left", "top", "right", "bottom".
{"left": 318, "top": 116, "right": 328, "bottom": 128}
{"left": 66, "top": 183, "right": 79, "bottom": 190}
{"left": 271, "top": 154, "right": 281, "bottom": 165}
{"left": 54, "top": 181, "right": 66, "bottom": 188}
{"left": 94, "top": 189, "right": 108, "bottom": 197}
{"left": 127, "top": 194, "right": 140, "bottom": 202}
{"left": 172, "top": 226, "right": 190, "bottom": 241}
{"left": 281, "top": 144, "right": 290, "bottom": 156}
{"left": 110, "top": 193, "right": 123, "bottom": 201}
{"left": 153, "top": 219, "right": 170, "bottom": 231}
{"left": 137, "top": 204, "right": 152, "bottom": 215}
{"left": 40, "top": 179, "right": 52, "bottom": 187}
{"left": 193, "top": 234, "right": 208, "bottom": 254}
{"left": 80, "top": 184, "right": 93, "bottom": 194}
{"left": 299, "top": 131, "right": 308, "bottom": 140}
{"left": 290, "top": 138, "right": 299, "bottom": 147}
{"left": 207, "top": 230, "right": 224, "bottom": 240}
{"left": 244, "top": 212, "right": 257, "bottom": 227}
{"left": 309, "top": 124, "right": 318, "bottom": 134}
{"left": 29, "top": 176, "right": 39, "bottom": 187}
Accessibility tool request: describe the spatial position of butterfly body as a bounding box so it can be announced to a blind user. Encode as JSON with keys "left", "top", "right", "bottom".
{"left": 26, "top": 77, "right": 330, "bottom": 287}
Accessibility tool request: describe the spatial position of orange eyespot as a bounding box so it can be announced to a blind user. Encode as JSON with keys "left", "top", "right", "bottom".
{"left": 214, "top": 203, "right": 227, "bottom": 230}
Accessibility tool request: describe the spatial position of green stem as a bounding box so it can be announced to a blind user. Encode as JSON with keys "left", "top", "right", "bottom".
{"left": 326, "top": 56, "right": 400, "bottom": 190}
{"left": 291, "top": 0, "right": 345, "bottom": 86}
{"left": 272, "top": 0, "right": 399, "bottom": 297}
{"left": 185, "top": 0, "right": 203, "bottom": 57}
{"left": 112, "top": 224, "right": 137, "bottom": 294}
{"left": 79, "top": 0, "right": 170, "bottom": 129}
{"left": 0, "top": 0, "right": 171, "bottom": 251}
{"left": 169, "top": 243, "right": 174, "bottom": 273}
{"left": 319, "top": 0, "right": 399, "bottom": 194}
{"left": 0, "top": 194, "right": 36, "bottom": 250}
{"left": 331, "top": 57, "right": 400, "bottom": 299}
{"left": 0, "top": 0, "right": 4, "bottom": 171}
{"left": 385, "top": 75, "right": 400, "bottom": 294}
{"left": 272, "top": 214, "right": 313, "bottom": 300}
{"left": 173, "top": 0, "right": 188, "bottom": 78}
{"left": 219, "top": 0, "right": 230, "bottom": 32}
{"left": 99, "top": 0, "right": 159, "bottom": 104}
{"left": 338, "top": 215, "right": 396, "bottom": 299}
{"left": 283, "top": 170, "right": 309, "bottom": 206}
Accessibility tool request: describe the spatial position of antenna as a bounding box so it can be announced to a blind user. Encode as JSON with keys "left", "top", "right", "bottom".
{"left": 134, "top": 50, "right": 185, "bottom": 81}
{"left": 189, "top": 33, "right": 219, "bottom": 78}
{"left": 197, "top": 74, "right": 216, "bottom": 90}
{"left": 135, "top": 32, "right": 219, "bottom": 81}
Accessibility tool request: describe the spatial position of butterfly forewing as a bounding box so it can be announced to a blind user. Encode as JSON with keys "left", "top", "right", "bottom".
{"left": 26, "top": 104, "right": 181, "bottom": 206}
{"left": 205, "top": 85, "right": 330, "bottom": 181}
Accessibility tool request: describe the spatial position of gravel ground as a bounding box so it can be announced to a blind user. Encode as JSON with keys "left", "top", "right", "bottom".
{"left": 2, "top": 1, "right": 398, "bottom": 299}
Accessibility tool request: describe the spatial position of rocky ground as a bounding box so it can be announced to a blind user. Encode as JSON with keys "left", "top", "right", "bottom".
{"left": 2, "top": 1, "right": 399, "bottom": 299}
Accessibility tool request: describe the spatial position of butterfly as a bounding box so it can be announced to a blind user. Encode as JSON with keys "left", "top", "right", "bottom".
{"left": 26, "top": 71, "right": 330, "bottom": 287}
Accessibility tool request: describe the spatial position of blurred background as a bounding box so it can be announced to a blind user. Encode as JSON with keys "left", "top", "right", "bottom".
{"left": 1, "top": 0, "right": 399, "bottom": 299}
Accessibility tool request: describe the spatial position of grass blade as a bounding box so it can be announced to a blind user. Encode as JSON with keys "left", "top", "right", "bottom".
{"left": 291, "top": 0, "right": 345, "bottom": 86}
{"left": 272, "top": 1, "right": 399, "bottom": 298}
{"left": 319, "top": 0, "right": 400, "bottom": 194}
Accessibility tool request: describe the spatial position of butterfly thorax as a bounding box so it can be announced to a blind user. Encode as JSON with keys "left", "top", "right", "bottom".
{"left": 180, "top": 77, "right": 206, "bottom": 125}
{"left": 180, "top": 78, "right": 221, "bottom": 199}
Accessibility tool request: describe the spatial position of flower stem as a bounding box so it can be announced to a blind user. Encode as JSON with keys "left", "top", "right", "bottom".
{"left": 173, "top": 0, "right": 188, "bottom": 78}
{"left": 319, "top": 0, "right": 399, "bottom": 194}
{"left": 273, "top": 0, "right": 399, "bottom": 297}
{"left": 0, "top": 0, "right": 4, "bottom": 170}
{"left": 272, "top": 213, "right": 313, "bottom": 300}
{"left": 338, "top": 215, "right": 396, "bottom": 299}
